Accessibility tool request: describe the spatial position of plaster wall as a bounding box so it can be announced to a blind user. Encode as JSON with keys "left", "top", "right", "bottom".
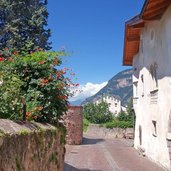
{"left": 132, "top": 5, "right": 171, "bottom": 170}
{"left": 95, "top": 96, "right": 121, "bottom": 116}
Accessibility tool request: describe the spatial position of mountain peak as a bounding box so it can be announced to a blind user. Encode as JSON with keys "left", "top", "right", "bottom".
{"left": 82, "top": 69, "right": 133, "bottom": 105}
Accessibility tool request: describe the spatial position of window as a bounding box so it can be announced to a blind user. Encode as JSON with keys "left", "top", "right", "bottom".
{"left": 141, "top": 74, "right": 144, "bottom": 96}
{"left": 133, "top": 81, "right": 138, "bottom": 97}
{"left": 152, "top": 120, "right": 157, "bottom": 137}
{"left": 150, "top": 62, "right": 158, "bottom": 90}
{"left": 115, "top": 103, "right": 117, "bottom": 107}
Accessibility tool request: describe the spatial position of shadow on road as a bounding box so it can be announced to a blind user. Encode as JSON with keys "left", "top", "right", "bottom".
{"left": 64, "top": 163, "right": 101, "bottom": 171}
{"left": 82, "top": 137, "right": 104, "bottom": 145}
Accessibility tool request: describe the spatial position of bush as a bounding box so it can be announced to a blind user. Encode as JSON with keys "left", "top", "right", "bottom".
{"left": 83, "top": 102, "right": 113, "bottom": 124}
{"left": 117, "top": 111, "right": 132, "bottom": 121}
{"left": 0, "top": 50, "right": 72, "bottom": 123}
{"left": 83, "top": 118, "right": 90, "bottom": 132}
{"left": 105, "top": 120, "right": 133, "bottom": 129}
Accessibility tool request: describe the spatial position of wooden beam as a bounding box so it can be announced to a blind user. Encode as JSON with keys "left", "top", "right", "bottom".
{"left": 143, "top": 6, "right": 168, "bottom": 20}
{"left": 127, "top": 36, "right": 140, "bottom": 42}
{"left": 145, "top": 0, "right": 170, "bottom": 12}
{"left": 131, "top": 22, "right": 145, "bottom": 28}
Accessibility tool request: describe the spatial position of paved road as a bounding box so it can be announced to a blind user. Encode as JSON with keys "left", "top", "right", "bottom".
{"left": 64, "top": 134, "right": 165, "bottom": 171}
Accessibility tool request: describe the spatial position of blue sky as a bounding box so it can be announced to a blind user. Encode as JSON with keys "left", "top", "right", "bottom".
{"left": 47, "top": 0, "right": 144, "bottom": 101}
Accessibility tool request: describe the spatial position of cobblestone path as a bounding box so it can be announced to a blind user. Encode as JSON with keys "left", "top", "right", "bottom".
{"left": 64, "top": 134, "right": 165, "bottom": 171}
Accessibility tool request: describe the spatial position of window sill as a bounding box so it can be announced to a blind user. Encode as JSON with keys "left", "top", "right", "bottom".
{"left": 150, "top": 89, "right": 158, "bottom": 94}
{"left": 167, "top": 133, "right": 171, "bottom": 140}
{"left": 152, "top": 133, "right": 157, "bottom": 137}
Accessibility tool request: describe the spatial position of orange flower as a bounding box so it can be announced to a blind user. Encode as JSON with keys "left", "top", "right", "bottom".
{"left": 53, "top": 58, "right": 58, "bottom": 65}
{"left": 26, "top": 111, "right": 31, "bottom": 116}
{"left": 13, "top": 51, "right": 18, "bottom": 55}
{"left": 39, "top": 78, "right": 49, "bottom": 87}
{"left": 34, "top": 106, "right": 43, "bottom": 111}
{"left": 64, "top": 67, "right": 69, "bottom": 71}
{"left": 39, "top": 60, "right": 46, "bottom": 65}
{"left": 38, "top": 106, "right": 43, "bottom": 111}
{"left": 34, "top": 116, "right": 38, "bottom": 120}
{"left": 42, "top": 78, "right": 48, "bottom": 84}
{"left": 56, "top": 72, "right": 62, "bottom": 78}
{"left": 57, "top": 95, "right": 67, "bottom": 100}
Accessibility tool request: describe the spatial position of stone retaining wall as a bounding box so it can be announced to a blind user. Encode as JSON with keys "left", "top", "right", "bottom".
{"left": 87, "top": 124, "right": 134, "bottom": 139}
{"left": 64, "top": 106, "right": 83, "bottom": 145}
{"left": 0, "top": 119, "right": 65, "bottom": 171}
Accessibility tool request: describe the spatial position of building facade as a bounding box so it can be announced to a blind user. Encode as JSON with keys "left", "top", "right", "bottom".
{"left": 123, "top": 0, "right": 171, "bottom": 170}
{"left": 94, "top": 95, "right": 121, "bottom": 116}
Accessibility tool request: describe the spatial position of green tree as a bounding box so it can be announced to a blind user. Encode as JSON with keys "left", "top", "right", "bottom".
{"left": 0, "top": 51, "right": 71, "bottom": 123}
{"left": 83, "top": 102, "right": 113, "bottom": 124}
{"left": 0, "top": 0, "right": 51, "bottom": 55}
{"left": 126, "top": 97, "right": 133, "bottom": 116}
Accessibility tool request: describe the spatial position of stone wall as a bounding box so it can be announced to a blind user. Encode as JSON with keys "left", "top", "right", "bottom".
{"left": 64, "top": 106, "right": 83, "bottom": 145}
{"left": 87, "top": 124, "right": 134, "bottom": 139}
{"left": 0, "top": 119, "right": 65, "bottom": 171}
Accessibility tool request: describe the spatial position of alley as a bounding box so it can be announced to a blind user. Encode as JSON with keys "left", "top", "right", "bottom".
{"left": 64, "top": 133, "right": 165, "bottom": 171}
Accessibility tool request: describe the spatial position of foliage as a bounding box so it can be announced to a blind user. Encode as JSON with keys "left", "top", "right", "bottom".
{"left": 117, "top": 111, "right": 132, "bottom": 121}
{"left": 83, "top": 118, "right": 90, "bottom": 132}
{"left": 126, "top": 97, "right": 133, "bottom": 115}
{"left": 117, "top": 98, "right": 133, "bottom": 121}
{"left": 0, "top": 0, "right": 51, "bottom": 55}
{"left": 102, "top": 98, "right": 134, "bottom": 129}
{"left": 0, "top": 51, "right": 74, "bottom": 123}
{"left": 104, "top": 120, "right": 133, "bottom": 129}
{"left": 83, "top": 102, "right": 113, "bottom": 124}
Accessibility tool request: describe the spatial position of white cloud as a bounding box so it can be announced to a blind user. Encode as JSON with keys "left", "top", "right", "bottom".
{"left": 69, "top": 81, "right": 108, "bottom": 102}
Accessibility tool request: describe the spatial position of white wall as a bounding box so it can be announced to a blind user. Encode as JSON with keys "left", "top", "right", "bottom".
{"left": 95, "top": 96, "right": 121, "bottom": 116}
{"left": 133, "top": 5, "right": 171, "bottom": 170}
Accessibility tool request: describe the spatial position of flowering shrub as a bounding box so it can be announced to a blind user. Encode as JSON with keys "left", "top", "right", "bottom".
{"left": 0, "top": 50, "right": 74, "bottom": 123}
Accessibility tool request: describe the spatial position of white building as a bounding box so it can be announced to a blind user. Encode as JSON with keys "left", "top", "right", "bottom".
{"left": 94, "top": 95, "right": 122, "bottom": 116}
{"left": 123, "top": 0, "right": 171, "bottom": 170}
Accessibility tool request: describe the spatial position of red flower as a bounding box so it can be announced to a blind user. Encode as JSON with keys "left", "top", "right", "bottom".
{"left": 39, "top": 60, "right": 46, "bottom": 65}
{"left": 0, "top": 57, "right": 3, "bottom": 62}
{"left": 34, "top": 116, "right": 38, "bottom": 120}
{"left": 76, "top": 83, "right": 79, "bottom": 87}
{"left": 13, "top": 51, "right": 18, "bottom": 55}
{"left": 57, "top": 95, "right": 67, "bottom": 100}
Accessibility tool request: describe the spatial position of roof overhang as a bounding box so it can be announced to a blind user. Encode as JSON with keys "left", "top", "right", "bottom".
{"left": 123, "top": 0, "right": 171, "bottom": 66}
{"left": 140, "top": 0, "right": 171, "bottom": 20}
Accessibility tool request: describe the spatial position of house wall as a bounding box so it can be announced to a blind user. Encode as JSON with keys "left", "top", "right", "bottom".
{"left": 133, "top": 5, "right": 171, "bottom": 170}
{"left": 95, "top": 96, "right": 121, "bottom": 116}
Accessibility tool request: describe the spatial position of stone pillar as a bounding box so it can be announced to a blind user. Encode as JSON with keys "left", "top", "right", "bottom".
{"left": 64, "top": 106, "right": 83, "bottom": 145}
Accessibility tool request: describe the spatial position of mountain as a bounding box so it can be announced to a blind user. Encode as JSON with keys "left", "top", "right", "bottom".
{"left": 69, "top": 99, "right": 84, "bottom": 106}
{"left": 82, "top": 69, "right": 133, "bottom": 106}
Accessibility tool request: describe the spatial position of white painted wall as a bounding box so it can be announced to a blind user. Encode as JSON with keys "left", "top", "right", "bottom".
{"left": 95, "top": 95, "right": 121, "bottom": 116}
{"left": 133, "top": 5, "right": 171, "bottom": 170}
